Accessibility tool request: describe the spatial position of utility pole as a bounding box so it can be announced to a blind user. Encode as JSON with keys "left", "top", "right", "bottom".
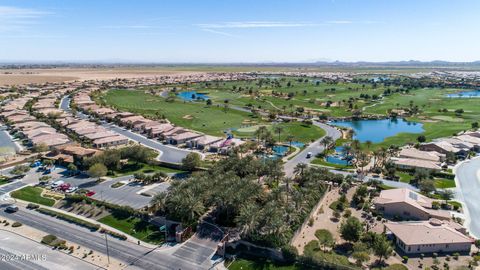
{"left": 104, "top": 233, "right": 110, "bottom": 264}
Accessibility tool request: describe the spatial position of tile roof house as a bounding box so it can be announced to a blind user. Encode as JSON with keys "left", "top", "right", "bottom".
{"left": 391, "top": 158, "right": 442, "bottom": 171}
{"left": 374, "top": 188, "right": 451, "bottom": 221}
{"left": 92, "top": 135, "right": 129, "bottom": 148}
{"left": 385, "top": 219, "right": 473, "bottom": 254}
{"left": 399, "top": 148, "right": 445, "bottom": 162}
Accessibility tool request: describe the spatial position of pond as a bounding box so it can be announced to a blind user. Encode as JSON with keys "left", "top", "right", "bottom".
{"left": 331, "top": 118, "right": 424, "bottom": 143}
{"left": 446, "top": 90, "right": 480, "bottom": 98}
{"left": 272, "top": 145, "right": 289, "bottom": 156}
{"left": 177, "top": 91, "right": 209, "bottom": 101}
{"left": 325, "top": 146, "right": 352, "bottom": 166}
{"left": 290, "top": 141, "right": 305, "bottom": 148}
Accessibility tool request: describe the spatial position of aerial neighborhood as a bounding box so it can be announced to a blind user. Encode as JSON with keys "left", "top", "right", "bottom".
{"left": 1, "top": 67, "right": 480, "bottom": 270}
{"left": 1, "top": 1, "right": 480, "bottom": 270}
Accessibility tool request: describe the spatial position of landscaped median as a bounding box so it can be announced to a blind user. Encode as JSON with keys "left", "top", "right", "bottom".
{"left": 27, "top": 203, "right": 140, "bottom": 241}
{"left": 10, "top": 186, "right": 56, "bottom": 206}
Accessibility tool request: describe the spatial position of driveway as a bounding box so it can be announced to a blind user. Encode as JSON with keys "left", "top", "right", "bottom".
{"left": 283, "top": 121, "right": 342, "bottom": 176}
{"left": 454, "top": 156, "right": 480, "bottom": 238}
{"left": 0, "top": 126, "right": 22, "bottom": 153}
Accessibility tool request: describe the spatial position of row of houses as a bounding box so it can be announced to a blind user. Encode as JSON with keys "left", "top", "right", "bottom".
{"left": 374, "top": 188, "right": 474, "bottom": 254}
{"left": 73, "top": 89, "right": 245, "bottom": 153}
{"left": 1, "top": 109, "right": 70, "bottom": 148}
{"left": 390, "top": 130, "right": 480, "bottom": 172}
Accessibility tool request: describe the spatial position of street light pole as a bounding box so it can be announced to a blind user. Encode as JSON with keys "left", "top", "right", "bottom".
{"left": 104, "top": 232, "right": 110, "bottom": 264}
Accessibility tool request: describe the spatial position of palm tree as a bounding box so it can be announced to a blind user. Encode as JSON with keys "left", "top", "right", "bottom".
{"left": 149, "top": 192, "right": 167, "bottom": 214}
{"left": 320, "top": 136, "right": 334, "bottom": 150}
{"left": 365, "top": 140, "right": 373, "bottom": 151}
{"left": 294, "top": 163, "right": 308, "bottom": 177}
{"left": 274, "top": 125, "right": 284, "bottom": 142}
{"left": 286, "top": 135, "right": 295, "bottom": 149}
{"left": 235, "top": 203, "right": 261, "bottom": 236}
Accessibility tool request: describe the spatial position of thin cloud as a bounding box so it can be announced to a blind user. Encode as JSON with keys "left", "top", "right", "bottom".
{"left": 201, "top": 28, "right": 238, "bottom": 37}
{"left": 326, "top": 20, "right": 352, "bottom": 24}
{"left": 0, "top": 6, "right": 51, "bottom": 32}
{"left": 196, "top": 21, "right": 321, "bottom": 29}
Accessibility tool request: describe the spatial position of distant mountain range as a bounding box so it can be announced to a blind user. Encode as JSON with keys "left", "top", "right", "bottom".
{"left": 1, "top": 60, "right": 480, "bottom": 69}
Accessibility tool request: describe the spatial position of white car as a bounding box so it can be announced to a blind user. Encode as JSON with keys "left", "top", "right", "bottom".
{"left": 66, "top": 186, "right": 78, "bottom": 193}
{"left": 51, "top": 180, "right": 65, "bottom": 188}
{"left": 306, "top": 152, "right": 312, "bottom": 158}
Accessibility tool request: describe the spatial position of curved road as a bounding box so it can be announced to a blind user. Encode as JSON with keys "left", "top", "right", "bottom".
{"left": 284, "top": 121, "right": 342, "bottom": 176}
{"left": 454, "top": 156, "right": 480, "bottom": 238}
{"left": 60, "top": 96, "right": 191, "bottom": 164}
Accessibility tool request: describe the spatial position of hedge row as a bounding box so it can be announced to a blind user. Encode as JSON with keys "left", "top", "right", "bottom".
{"left": 36, "top": 208, "right": 100, "bottom": 231}
{"left": 100, "top": 228, "right": 127, "bottom": 240}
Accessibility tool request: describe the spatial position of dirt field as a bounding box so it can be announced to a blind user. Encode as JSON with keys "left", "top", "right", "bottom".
{"left": 0, "top": 67, "right": 206, "bottom": 86}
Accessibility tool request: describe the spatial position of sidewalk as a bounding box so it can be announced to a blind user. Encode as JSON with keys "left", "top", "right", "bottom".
{"left": 13, "top": 198, "right": 158, "bottom": 249}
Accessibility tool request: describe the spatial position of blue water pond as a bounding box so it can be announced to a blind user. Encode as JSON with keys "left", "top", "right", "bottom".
{"left": 331, "top": 118, "right": 424, "bottom": 143}
{"left": 177, "top": 91, "right": 209, "bottom": 101}
{"left": 446, "top": 90, "right": 480, "bottom": 98}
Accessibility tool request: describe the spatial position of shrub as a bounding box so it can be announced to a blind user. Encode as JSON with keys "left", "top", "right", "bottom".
{"left": 11, "top": 222, "right": 22, "bottom": 227}
{"left": 402, "top": 255, "right": 409, "bottom": 263}
{"left": 26, "top": 203, "right": 40, "bottom": 210}
{"left": 36, "top": 208, "right": 100, "bottom": 231}
{"left": 453, "top": 252, "right": 460, "bottom": 260}
{"left": 99, "top": 228, "right": 128, "bottom": 240}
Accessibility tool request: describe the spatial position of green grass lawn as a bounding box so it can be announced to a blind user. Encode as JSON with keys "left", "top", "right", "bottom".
{"left": 112, "top": 162, "right": 184, "bottom": 177}
{"left": 98, "top": 214, "right": 164, "bottom": 244}
{"left": 311, "top": 158, "right": 353, "bottom": 169}
{"left": 10, "top": 186, "right": 55, "bottom": 206}
{"left": 104, "top": 89, "right": 325, "bottom": 143}
{"left": 397, "top": 172, "right": 413, "bottom": 183}
{"left": 234, "top": 121, "right": 326, "bottom": 143}
{"left": 104, "top": 89, "right": 261, "bottom": 136}
{"left": 434, "top": 178, "right": 456, "bottom": 189}
{"left": 228, "top": 259, "right": 300, "bottom": 270}
{"left": 0, "top": 177, "right": 10, "bottom": 186}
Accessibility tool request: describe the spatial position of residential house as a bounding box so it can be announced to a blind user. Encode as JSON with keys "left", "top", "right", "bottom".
{"left": 374, "top": 188, "right": 451, "bottom": 221}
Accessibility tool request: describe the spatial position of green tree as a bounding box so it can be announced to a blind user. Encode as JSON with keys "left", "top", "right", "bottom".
{"left": 372, "top": 234, "right": 393, "bottom": 265}
{"left": 417, "top": 135, "right": 426, "bottom": 143}
{"left": 181, "top": 152, "right": 201, "bottom": 171}
{"left": 320, "top": 136, "right": 334, "bottom": 150}
{"left": 340, "top": 217, "right": 364, "bottom": 243}
{"left": 273, "top": 125, "right": 284, "bottom": 142}
{"left": 315, "top": 229, "right": 334, "bottom": 251}
{"left": 88, "top": 163, "right": 107, "bottom": 178}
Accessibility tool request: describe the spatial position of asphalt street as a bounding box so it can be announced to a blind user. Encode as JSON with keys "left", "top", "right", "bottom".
{"left": 283, "top": 121, "right": 342, "bottom": 176}
{"left": 0, "top": 230, "right": 97, "bottom": 270}
{"left": 0, "top": 206, "right": 217, "bottom": 270}
{"left": 454, "top": 156, "right": 480, "bottom": 238}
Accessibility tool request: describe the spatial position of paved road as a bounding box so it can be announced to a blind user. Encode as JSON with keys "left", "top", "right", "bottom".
{"left": 102, "top": 123, "right": 191, "bottom": 164}
{"left": 0, "top": 126, "right": 22, "bottom": 153}
{"left": 0, "top": 181, "right": 26, "bottom": 197}
{"left": 284, "top": 121, "right": 342, "bottom": 176}
{"left": 0, "top": 206, "right": 217, "bottom": 270}
{"left": 0, "top": 230, "right": 98, "bottom": 270}
{"left": 61, "top": 96, "right": 192, "bottom": 164}
{"left": 454, "top": 156, "right": 480, "bottom": 238}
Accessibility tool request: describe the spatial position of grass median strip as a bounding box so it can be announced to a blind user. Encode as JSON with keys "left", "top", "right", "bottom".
{"left": 11, "top": 186, "right": 55, "bottom": 206}
{"left": 98, "top": 214, "right": 164, "bottom": 244}
{"left": 35, "top": 208, "right": 101, "bottom": 231}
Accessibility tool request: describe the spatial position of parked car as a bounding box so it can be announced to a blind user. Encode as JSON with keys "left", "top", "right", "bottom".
{"left": 5, "top": 205, "right": 19, "bottom": 213}
{"left": 30, "top": 161, "right": 42, "bottom": 167}
{"left": 58, "top": 183, "right": 71, "bottom": 192}
{"left": 51, "top": 180, "right": 64, "bottom": 188}
{"left": 66, "top": 186, "right": 78, "bottom": 193}
{"left": 86, "top": 191, "right": 96, "bottom": 197}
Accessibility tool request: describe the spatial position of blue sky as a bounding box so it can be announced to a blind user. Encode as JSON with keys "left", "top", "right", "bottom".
{"left": 0, "top": 0, "right": 479, "bottom": 62}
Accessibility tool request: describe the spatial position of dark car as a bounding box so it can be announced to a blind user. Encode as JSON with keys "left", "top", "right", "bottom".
{"left": 5, "top": 205, "right": 19, "bottom": 213}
